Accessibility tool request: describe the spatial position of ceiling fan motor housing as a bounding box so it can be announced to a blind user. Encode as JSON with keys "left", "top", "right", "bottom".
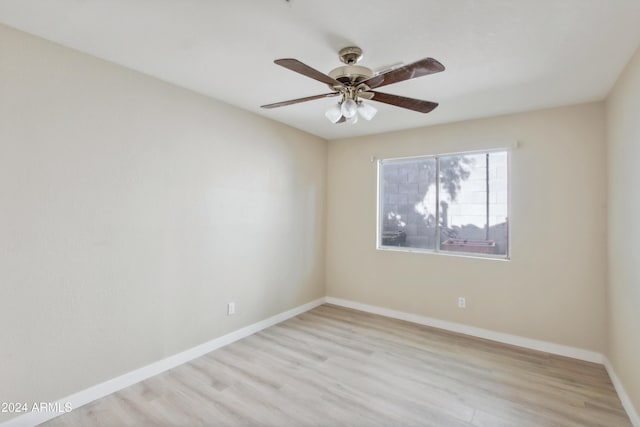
{"left": 328, "top": 65, "right": 373, "bottom": 86}
{"left": 328, "top": 46, "right": 373, "bottom": 86}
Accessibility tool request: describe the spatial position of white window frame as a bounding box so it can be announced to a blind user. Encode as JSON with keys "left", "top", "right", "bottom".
{"left": 376, "top": 148, "right": 511, "bottom": 260}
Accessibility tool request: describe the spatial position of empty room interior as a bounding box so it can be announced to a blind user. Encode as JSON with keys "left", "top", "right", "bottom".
{"left": 1, "top": 1, "right": 640, "bottom": 426}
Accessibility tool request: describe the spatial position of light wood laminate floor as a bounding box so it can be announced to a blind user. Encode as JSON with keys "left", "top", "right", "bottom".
{"left": 42, "top": 304, "right": 632, "bottom": 426}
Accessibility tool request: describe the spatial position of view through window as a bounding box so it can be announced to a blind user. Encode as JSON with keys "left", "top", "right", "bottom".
{"left": 379, "top": 150, "right": 509, "bottom": 258}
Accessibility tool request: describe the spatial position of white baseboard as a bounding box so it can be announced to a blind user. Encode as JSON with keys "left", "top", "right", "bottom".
{"left": 604, "top": 357, "right": 640, "bottom": 427}
{"left": 325, "top": 297, "right": 603, "bottom": 363}
{"left": 0, "top": 298, "right": 325, "bottom": 427}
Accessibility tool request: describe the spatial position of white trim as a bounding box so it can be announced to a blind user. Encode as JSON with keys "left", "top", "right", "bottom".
{"left": 325, "top": 297, "right": 603, "bottom": 363}
{"left": 604, "top": 356, "right": 640, "bottom": 427}
{"left": 0, "top": 298, "right": 325, "bottom": 427}
{"left": 375, "top": 244, "right": 511, "bottom": 261}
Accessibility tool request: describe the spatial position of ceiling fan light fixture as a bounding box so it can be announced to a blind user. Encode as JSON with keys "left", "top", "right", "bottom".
{"left": 325, "top": 104, "right": 342, "bottom": 123}
{"left": 340, "top": 98, "right": 358, "bottom": 119}
{"left": 357, "top": 102, "right": 377, "bottom": 121}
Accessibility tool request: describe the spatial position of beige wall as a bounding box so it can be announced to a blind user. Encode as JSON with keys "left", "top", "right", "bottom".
{"left": 606, "top": 46, "right": 640, "bottom": 416}
{"left": 3, "top": 17, "right": 635, "bottom": 425}
{"left": 0, "top": 24, "right": 326, "bottom": 422}
{"left": 327, "top": 103, "right": 608, "bottom": 352}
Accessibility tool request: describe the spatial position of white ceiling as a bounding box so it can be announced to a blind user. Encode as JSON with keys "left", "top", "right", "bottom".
{"left": 1, "top": 0, "right": 640, "bottom": 140}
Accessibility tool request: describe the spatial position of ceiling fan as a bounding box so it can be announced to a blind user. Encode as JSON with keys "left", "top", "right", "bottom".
{"left": 260, "top": 46, "right": 445, "bottom": 124}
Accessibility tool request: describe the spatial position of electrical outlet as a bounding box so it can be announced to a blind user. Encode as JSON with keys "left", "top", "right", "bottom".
{"left": 458, "top": 297, "right": 466, "bottom": 309}
{"left": 227, "top": 302, "right": 236, "bottom": 316}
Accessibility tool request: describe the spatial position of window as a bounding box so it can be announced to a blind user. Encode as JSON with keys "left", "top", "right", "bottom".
{"left": 378, "top": 150, "right": 509, "bottom": 258}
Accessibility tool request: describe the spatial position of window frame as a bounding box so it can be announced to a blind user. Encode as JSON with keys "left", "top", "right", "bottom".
{"left": 376, "top": 147, "right": 511, "bottom": 260}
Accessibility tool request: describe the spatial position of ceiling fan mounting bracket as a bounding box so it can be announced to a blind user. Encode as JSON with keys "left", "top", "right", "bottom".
{"left": 338, "top": 46, "right": 363, "bottom": 65}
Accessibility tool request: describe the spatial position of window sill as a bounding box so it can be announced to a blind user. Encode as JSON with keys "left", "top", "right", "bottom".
{"left": 376, "top": 245, "right": 510, "bottom": 261}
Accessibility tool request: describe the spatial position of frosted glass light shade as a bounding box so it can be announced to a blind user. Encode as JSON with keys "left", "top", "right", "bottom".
{"left": 347, "top": 114, "right": 358, "bottom": 124}
{"left": 357, "top": 102, "right": 377, "bottom": 120}
{"left": 340, "top": 98, "right": 358, "bottom": 119}
{"left": 325, "top": 104, "right": 342, "bottom": 123}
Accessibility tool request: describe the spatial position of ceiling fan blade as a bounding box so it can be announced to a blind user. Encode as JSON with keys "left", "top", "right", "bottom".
{"left": 360, "top": 58, "right": 445, "bottom": 90}
{"left": 261, "top": 92, "right": 340, "bottom": 109}
{"left": 366, "top": 91, "right": 439, "bottom": 113}
{"left": 274, "top": 59, "right": 344, "bottom": 87}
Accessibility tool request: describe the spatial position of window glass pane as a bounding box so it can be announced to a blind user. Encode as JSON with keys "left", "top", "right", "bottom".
{"left": 380, "top": 157, "right": 437, "bottom": 250}
{"left": 439, "top": 152, "right": 508, "bottom": 256}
